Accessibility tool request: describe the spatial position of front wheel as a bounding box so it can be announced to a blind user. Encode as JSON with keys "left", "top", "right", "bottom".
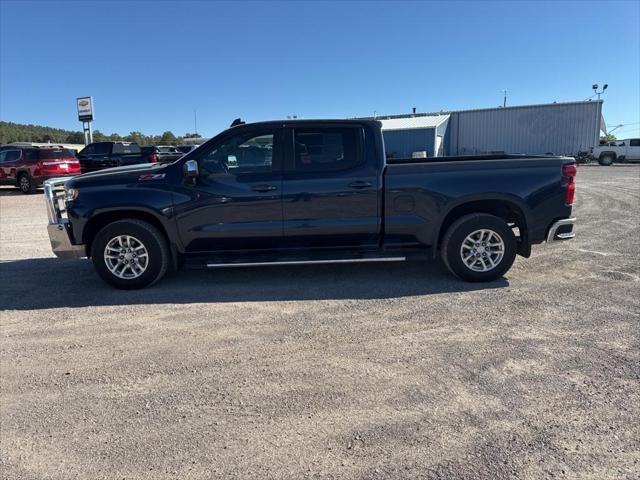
{"left": 91, "top": 219, "right": 169, "bottom": 289}
{"left": 441, "top": 214, "right": 517, "bottom": 282}
{"left": 598, "top": 154, "right": 615, "bottom": 166}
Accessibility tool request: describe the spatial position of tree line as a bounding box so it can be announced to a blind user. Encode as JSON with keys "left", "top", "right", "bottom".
{"left": 0, "top": 121, "right": 202, "bottom": 146}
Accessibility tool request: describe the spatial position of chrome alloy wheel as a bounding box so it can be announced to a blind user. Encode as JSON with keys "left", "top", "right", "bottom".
{"left": 104, "top": 235, "right": 149, "bottom": 279}
{"left": 460, "top": 229, "right": 505, "bottom": 272}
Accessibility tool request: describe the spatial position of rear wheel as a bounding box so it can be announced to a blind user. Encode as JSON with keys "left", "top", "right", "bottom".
{"left": 441, "top": 214, "right": 517, "bottom": 282}
{"left": 18, "top": 173, "right": 36, "bottom": 194}
{"left": 598, "top": 154, "right": 615, "bottom": 166}
{"left": 90, "top": 219, "right": 169, "bottom": 289}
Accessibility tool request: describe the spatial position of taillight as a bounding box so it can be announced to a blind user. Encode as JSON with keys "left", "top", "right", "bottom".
{"left": 563, "top": 164, "right": 576, "bottom": 205}
{"left": 149, "top": 153, "right": 158, "bottom": 163}
{"left": 40, "top": 159, "right": 81, "bottom": 174}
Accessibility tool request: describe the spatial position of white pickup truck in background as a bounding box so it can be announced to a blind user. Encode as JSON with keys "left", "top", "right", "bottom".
{"left": 591, "top": 138, "right": 640, "bottom": 165}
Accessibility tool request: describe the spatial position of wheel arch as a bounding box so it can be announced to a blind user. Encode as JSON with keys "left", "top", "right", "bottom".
{"left": 598, "top": 151, "right": 617, "bottom": 159}
{"left": 82, "top": 209, "right": 172, "bottom": 261}
{"left": 435, "top": 196, "right": 531, "bottom": 258}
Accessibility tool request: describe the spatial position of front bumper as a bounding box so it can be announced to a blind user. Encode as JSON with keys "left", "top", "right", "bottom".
{"left": 546, "top": 217, "right": 576, "bottom": 242}
{"left": 44, "top": 177, "right": 85, "bottom": 259}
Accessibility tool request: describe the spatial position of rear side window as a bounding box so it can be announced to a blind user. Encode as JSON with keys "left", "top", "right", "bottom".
{"left": 630, "top": 139, "right": 640, "bottom": 147}
{"left": 38, "top": 149, "right": 75, "bottom": 159}
{"left": 293, "top": 128, "right": 360, "bottom": 172}
{"left": 4, "top": 150, "right": 21, "bottom": 162}
{"left": 25, "top": 150, "right": 39, "bottom": 160}
{"left": 89, "top": 143, "right": 111, "bottom": 155}
{"left": 113, "top": 143, "right": 141, "bottom": 154}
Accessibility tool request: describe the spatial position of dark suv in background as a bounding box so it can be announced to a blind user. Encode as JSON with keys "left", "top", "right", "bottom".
{"left": 0, "top": 146, "right": 80, "bottom": 193}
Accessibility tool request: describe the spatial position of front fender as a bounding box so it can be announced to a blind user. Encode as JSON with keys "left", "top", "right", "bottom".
{"left": 67, "top": 185, "right": 178, "bottom": 248}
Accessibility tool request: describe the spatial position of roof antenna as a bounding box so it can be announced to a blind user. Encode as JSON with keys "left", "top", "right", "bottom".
{"left": 230, "top": 118, "right": 245, "bottom": 127}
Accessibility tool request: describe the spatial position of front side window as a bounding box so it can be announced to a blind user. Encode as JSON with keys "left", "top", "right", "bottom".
{"left": 80, "top": 145, "right": 95, "bottom": 156}
{"left": 199, "top": 131, "right": 274, "bottom": 178}
{"left": 630, "top": 139, "right": 640, "bottom": 147}
{"left": 293, "top": 128, "right": 360, "bottom": 172}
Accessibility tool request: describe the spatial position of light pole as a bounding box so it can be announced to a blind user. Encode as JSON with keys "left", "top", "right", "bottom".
{"left": 592, "top": 83, "right": 608, "bottom": 100}
{"left": 607, "top": 124, "right": 624, "bottom": 135}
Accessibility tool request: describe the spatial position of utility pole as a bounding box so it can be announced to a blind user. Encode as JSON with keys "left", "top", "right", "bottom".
{"left": 501, "top": 89, "right": 508, "bottom": 107}
{"left": 194, "top": 109, "right": 198, "bottom": 135}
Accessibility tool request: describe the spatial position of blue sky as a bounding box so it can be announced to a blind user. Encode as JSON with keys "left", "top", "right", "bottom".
{"left": 1, "top": 0, "right": 639, "bottom": 138}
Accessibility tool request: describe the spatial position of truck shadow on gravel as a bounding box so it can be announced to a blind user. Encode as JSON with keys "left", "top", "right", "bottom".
{"left": 0, "top": 257, "right": 508, "bottom": 310}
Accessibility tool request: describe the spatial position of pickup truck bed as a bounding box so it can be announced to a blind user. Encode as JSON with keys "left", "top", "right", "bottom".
{"left": 44, "top": 119, "right": 576, "bottom": 289}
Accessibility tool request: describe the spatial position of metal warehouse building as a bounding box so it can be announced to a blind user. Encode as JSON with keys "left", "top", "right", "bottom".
{"left": 373, "top": 100, "right": 604, "bottom": 158}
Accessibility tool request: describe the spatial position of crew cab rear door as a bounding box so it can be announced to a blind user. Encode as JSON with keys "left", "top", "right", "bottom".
{"left": 174, "top": 125, "right": 284, "bottom": 252}
{"left": 281, "top": 123, "right": 380, "bottom": 248}
{"left": 628, "top": 139, "right": 640, "bottom": 160}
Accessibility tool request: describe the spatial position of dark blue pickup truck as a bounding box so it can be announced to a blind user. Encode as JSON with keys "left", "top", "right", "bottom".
{"left": 44, "top": 119, "right": 576, "bottom": 289}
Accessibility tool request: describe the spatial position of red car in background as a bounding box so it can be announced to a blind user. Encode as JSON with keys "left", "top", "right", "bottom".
{"left": 0, "top": 146, "right": 81, "bottom": 194}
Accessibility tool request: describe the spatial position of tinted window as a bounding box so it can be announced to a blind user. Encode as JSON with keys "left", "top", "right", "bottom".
{"left": 4, "top": 150, "right": 20, "bottom": 162}
{"left": 112, "top": 143, "right": 141, "bottom": 154}
{"left": 293, "top": 127, "right": 360, "bottom": 172}
{"left": 199, "top": 131, "right": 274, "bottom": 177}
{"left": 177, "top": 145, "right": 194, "bottom": 153}
{"left": 86, "top": 143, "right": 111, "bottom": 155}
{"left": 630, "top": 139, "right": 640, "bottom": 147}
{"left": 25, "top": 150, "right": 40, "bottom": 160}
{"left": 79, "top": 145, "right": 95, "bottom": 156}
{"left": 38, "top": 149, "right": 75, "bottom": 159}
{"left": 94, "top": 143, "right": 112, "bottom": 155}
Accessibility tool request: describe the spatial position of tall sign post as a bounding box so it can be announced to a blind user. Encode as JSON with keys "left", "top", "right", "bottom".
{"left": 76, "top": 96, "right": 94, "bottom": 145}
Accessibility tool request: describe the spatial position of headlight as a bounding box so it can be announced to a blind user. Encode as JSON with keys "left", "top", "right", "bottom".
{"left": 65, "top": 188, "right": 79, "bottom": 202}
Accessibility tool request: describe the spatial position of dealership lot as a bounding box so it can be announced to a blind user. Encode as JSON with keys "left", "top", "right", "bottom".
{"left": 0, "top": 167, "right": 638, "bottom": 479}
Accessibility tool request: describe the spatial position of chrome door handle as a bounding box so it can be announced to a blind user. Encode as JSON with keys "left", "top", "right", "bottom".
{"left": 349, "top": 181, "right": 372, "bottom": 189}
{"left": 252, "top": 185, "right": 277, "bottom": 193}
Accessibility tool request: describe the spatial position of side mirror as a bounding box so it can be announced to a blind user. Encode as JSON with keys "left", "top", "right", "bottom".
{"left": 184, "top": 159, "right": 198, "bottom": 184}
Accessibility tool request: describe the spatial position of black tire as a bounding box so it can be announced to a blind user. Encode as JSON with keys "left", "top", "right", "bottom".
{"left": 598, "top": 154, "right": 615, "bottom": 166}
{"left": 18, "top": 172, "right": 36, "bottom": 194}
{"left": 90, "top": 219, "right": 169, "bottom": 289}
{"left": 441, "top": 213, "right": 517, "bottom": 282}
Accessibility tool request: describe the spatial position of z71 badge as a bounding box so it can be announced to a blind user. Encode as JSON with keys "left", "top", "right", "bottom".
{"left": 138, "top": 173, "right": 166, "bottom": 181}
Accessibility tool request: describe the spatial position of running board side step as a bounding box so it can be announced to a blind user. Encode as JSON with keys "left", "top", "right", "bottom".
{"left": 206, "top": 257, "right": 406, "bottom": 268}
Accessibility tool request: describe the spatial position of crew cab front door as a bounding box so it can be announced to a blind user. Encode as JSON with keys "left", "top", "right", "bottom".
{"left": 174, "top": 127, "right": 284, "bottom": 253}
{"left": 281, "top": 124, "right": 380, "bottom": 248}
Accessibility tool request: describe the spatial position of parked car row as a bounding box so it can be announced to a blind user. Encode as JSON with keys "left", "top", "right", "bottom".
{"left": 0, "top": 141, "right": 200, "bottom": 193}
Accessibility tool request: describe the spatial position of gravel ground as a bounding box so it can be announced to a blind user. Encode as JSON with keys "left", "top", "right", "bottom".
{"left": 1, "top": 166, "right": 638, "bottom": 480}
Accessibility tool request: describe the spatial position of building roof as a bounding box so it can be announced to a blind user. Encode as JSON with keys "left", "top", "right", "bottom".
{"left": 370, "top": 100, "right": 603, "bottom": 121}
{"left": 379, "top": 114, "right": 450, "bottom": 131}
